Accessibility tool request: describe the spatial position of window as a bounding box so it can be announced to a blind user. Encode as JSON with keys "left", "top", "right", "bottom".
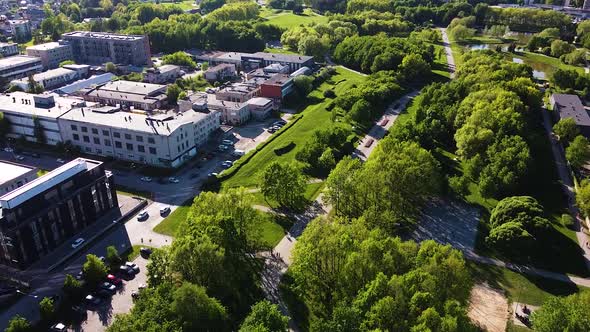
{"left": 148, "top": 137, "right": 155, "bottom": 144}
{"left": 125, "top": 133, "right": 132, "bottom": 140}
{"left": 81, "top": 126, "right": 88, "bottom": 133}
{"left": 126, "top": 143, "right": 133, "bottom": 151}
{"left": 102, "top": 130, "right": 109, "bottom": 136}
{"left": 93, "top": 137, "right": 100, "bottom": 144}
{"left": 136, "top": 135, "right": 143, "bottom": 142}
{"left": 71, "top": 124, "right": 77, "bottom": 131}
{"left": 91, "top": 128, "right": 98, "bottom": 134}
{"left": 96, "top": 148, "right": 102, "bottom": 154}
{"left": 104, "top": 139, "right": 111, "bottom": 146}
{"left": 149, "top": 147, "right": 156, "bottom": 155}
{"left": 73, "top": 133, "right": 79, "bottom": 141}
{"left": 137, "top": 145, "right": 145, "bottom": 153}
{"left": 83, "top": 135, "right": 90, "bottom": 143}
{"left": 115, "top": 141, "right": 122, "bottom": 148}
{"left": 113, "top": 132, "right": 120, "bottom": 138}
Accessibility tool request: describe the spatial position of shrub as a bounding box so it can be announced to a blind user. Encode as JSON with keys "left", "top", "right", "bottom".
{"left": 274, "top": 141, "right": 296, "bottom": 155}
{"left": 561, "top": 213, "right": 575, "bottom": 228}
{"left": 323, "top": 89, "right": 336, "bottom": 98}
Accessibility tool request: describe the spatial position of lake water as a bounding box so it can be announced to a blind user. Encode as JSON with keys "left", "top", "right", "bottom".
{"left": 512, "top": 57, "right": 546, "bottom": 80}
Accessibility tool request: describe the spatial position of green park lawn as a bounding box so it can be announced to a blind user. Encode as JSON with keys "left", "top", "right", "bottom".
{"left": 221, "top": 67, "right": 365, "bottom": 189}
{"left": 261, "top": 8, "right": 328, "bottom": 29}
{"left": 160, "top": 0, "right": 196, "bottom": 10}
{"left": 153, "top": 199, "right": 192, "bottom": 236}
{"left": 248, "top": 181, "right": 325, "bottom": 208}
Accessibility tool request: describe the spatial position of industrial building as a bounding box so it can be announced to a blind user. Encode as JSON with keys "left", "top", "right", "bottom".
{"left": 10, "top": 68, "right": 80, "bottom": 91}
{"left": 78, "top": 80, "right": 168, "bottom": 111}
{"left": 0, "top": 55, "right": 43, "bottom": 80}
{"left": 61, "top": 31, "right": 152, "bottom": 66}
{"left": 26, "top": 42, "right": 74, "bottom": 69}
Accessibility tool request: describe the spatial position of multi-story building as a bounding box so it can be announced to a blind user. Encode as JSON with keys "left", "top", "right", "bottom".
{"left": 215, "top": 82, "right": 259, "bottom": 103}
{"left": 61, "top": 31, "right": 152, "bottom": 66}
{"left": 79, "top": 80, "right": 167, "bottom": 111}
{"left": 58, "top": 105, "right": 220, "bottom": 168}
{"left": 26, "top": 42, "right": 73, "bottom": 69}
{"left": 204, "top": 63, "right": 236, "bottom": 82}
{"left": 0, "top": 92, "right": 82, "bottom": 145}
{"left": 9, "top": 20, "right": 31, "bottom": 42}
{"left": 259, "top": 74, "right": 295, "bottom": 102}
{"left": 188, "top": 92, "right": 250, "bottom": 125}
{"left": 10, "top": 68, "right": 79, "bottom": 91}
{"left": 0, "top": 43, "right": 19, "bottom": 57}
{"left": 144, "top": 65, "right": 181, "bottom": 84}
{"left": 202, "top": 51, "right": 314, "bottom": 73}
{"left": 245, "top": 97, "right": 274, "bottom": 120}
{"left": 0, "top": 55, "right": 43, "bottom": 80}
{"left": 0, "top": 158, "right": 117, "bottom": 269}
{"left": 0, "top": 161, "right": 37, "bottom": 195}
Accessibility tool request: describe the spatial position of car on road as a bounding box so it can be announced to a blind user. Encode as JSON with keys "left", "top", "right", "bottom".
{"left": 140, "top": 176, "right": 152, "bottom": 182}
{"left": 50, "top": 323, "right": 67, "bottom": 332}
{"left": 71, "top": 238, "right": 85, "bottom": 249}
{"left": 168, "top": 177, "right": 180, "bottom": 183}
{"left": 4, "top": 147, "right": 13, "bottom": 153}
{"left": 364, "top": 139, "right": 374, "bottom": 148}
{"left": 221, "top": 160, "right": 233, "bottom": 168}
{"left": 222, "top": 139, "right": 234, "bottom": 146}
{"left": 100, "top": 282, "right": 116, "bottom": 293}
{"left": 137, "top": 211, "right": 149, "bottom": 221}
{"left": 125, "top": 261, "right": 140, "bottom": 273}
{"left": 207, "top": 172, "right": 218, "bottom": 178}
{"left": 140, "top": 247, "right": 153, "bottom": 257}
{"left": 106, "top": 274, "right": 122, "bottom": 286}
{"left": 85, "top": 294, "right": 101, "bottom": 305}
{"left": 159, "top": 205, "right": 171, "bottom": 215}
{"left": 56, "top": 158, "right": 65, "bottom": 164}
{"left": 15, "top": 155, "right": 24, "bottom": 161}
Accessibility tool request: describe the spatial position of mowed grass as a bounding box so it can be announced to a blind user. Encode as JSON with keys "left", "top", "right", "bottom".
{"left": 261, "top": 8, "right": 328, "bottom": 29}
{"left": 159, "top": 0, "right": 196, "bottom": 10}
{"left": 468, "top": 261, "right": 587, "bottom": 306}
{"left": 248, "top": 181, "right": 325, "bottom": 208}
{"left": 221, "top": 67, "right": 365, "bottom": 189}
{"left": 153, "top": 199, "right": 192, "bottom": 236}
{"left": 512, "top": 51, "right": 586, "bottom": 76}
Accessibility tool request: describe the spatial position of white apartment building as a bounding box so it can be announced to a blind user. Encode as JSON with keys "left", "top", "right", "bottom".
{"left": 0, "top": 55, "right": 43, "bottom": 80}
{"left": 26, "top": 42, "right": 73, "bottom": 69}
{"left": 0, "top": 92, "right": 83, "bottom": 145}
{"left": 10, "top": 68, "right": 79, "bottom": 91}
{"left": 58, "top": 106, "right": 220, "bottom": 168}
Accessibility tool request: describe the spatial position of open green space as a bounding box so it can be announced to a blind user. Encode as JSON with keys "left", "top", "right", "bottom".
{"left": 123, "top": 244, "right": 155, "bottom": 262}
{"left": 468, "top": 261, "right": 587, "bottom": 306}
{"left": 260, "top": 8, "right": 328, "bottom": 29}
{"left": 248, "top": 181, "right": 325, "bottom": 208}
{"left": 511, "top": 51, "right": 586, "bottom": 76}
{"left": 153, "top": 199, "right": 193, "bottom": 236}
{"left": 431, "top": 43, "right": 451, "bottom": 79}
{"left": 159, "top": 0, "right": 196, "bottom": 10}
{"left": 221, "top": 67, "right": 365, "bottom": 189}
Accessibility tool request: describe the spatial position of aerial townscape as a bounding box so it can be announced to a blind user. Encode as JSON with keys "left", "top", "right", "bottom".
{"left": 2, "top": 0, "right": 590, "bottom": 331}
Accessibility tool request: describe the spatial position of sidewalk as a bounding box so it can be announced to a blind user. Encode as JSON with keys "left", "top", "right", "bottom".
{"left": 439, "top": 28, "right": 456, "bottom": 78}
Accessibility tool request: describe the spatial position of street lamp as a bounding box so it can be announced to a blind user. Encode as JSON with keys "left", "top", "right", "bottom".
{"left": 16, "top": 290, "right": 38, "bottom": 299}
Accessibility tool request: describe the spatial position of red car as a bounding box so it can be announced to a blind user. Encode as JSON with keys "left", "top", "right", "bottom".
{"left": 107, "top": 274, "right": 122, "bottom": 286}
{"left": 380, "top": 119, "right": 389, "bottom": 126}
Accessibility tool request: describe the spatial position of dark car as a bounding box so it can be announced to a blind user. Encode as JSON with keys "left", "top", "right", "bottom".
{"left": 85, "top": 294, "right": 101, "bottom": 305}
{"left": 140, "top": 247, "right": 152, "bottom": 257}
{"left": 100, "top": 282, "right": 116, "bottom": 293}
{"left": 125, "top": 262, "right": 140, "bottom": 273}
{"left": 118, "top": 265, "right": 136, "bottom": 278}
{"left": 70, "top": 305, "right": 87, "bottom": 320}
{"left": 107, "top": 274, "right": 122, "bottom": 286}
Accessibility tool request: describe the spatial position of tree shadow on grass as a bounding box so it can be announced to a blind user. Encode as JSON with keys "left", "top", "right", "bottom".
{"left": 279, "top": 271, "right": 310, "bottom": 331}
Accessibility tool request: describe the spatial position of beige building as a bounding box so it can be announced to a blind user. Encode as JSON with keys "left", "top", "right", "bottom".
{"left": 246, "top": 97, "right": 274, "bottom": 120}
{"left": 79, "top": 80, "right": 168, "bottom": 111}
{"left": 215, "top": 82, "right": 259, "bottom": 103}
{"left": 0, "top": 161, "right": 38, "bottom": 195}
{"left": 58, "top": 106, "right": 220, "bottom": 168}
{"left": 144, "top": 65, "right": 181, "bottom": 84}
{"left": 10, "top": 68, "right": 79, "bottom": 90}
{"left": 26, "top": 42, "right": 73, "bottom": 69}
{"left": 204, "top": 63, "right": 236, "bottom": 82}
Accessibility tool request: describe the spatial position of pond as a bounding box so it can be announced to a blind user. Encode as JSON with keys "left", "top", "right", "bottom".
{"left": 512, "top": 57, "right": 546, "bottom": 80}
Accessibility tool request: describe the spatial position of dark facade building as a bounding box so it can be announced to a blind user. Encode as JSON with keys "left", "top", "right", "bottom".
{"left": 259, "top": 74, "right": 294, "bottom": 101}
{"left": 0, "top": 158, "right": 118, "bottom": 269}
{"left": 61, "top": 31, "right": 152, "bottom": 67}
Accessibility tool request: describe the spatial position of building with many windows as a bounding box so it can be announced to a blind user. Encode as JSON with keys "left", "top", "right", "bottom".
{"left": 0, "top": 162, "right": 38, "bottom": 195}
{"left": 61, "top": 31, "right": 152, "bottom": 66}
{"left": 9, "top": 20, "right": 31, "bottom": 42}
{"left": 78, "top": 80, "right": 168, "bottom": 111}
{"left": 26, "top": 42, "right": 73, "bottom": 69}
{"left": 10, "top": 68, "right": 80, "bottom": 91}
{"left": 58, "top": 106, "right": 221, "bottom": 168}
{"left": 0, "top": 55, "right": 43, "bottom": 80}
{"left": 0, "top": 43, "right": 19, "bottom": 57}
{"left": 0, "top": 158, "right": 117, "bottom": 269}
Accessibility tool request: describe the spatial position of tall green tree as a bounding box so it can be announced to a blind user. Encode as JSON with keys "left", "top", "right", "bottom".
{"left": 566, "top": 135, "right": 590, "bottom": 170}
{"left": 82, "top": 254, "right": 108, "bottom": 286}
{"left": 240, "top": 300, "right": 289, "bottom": 332}
{"left": 4, "top": 316, "right": 32, "bottom": 332}
{"left": 260, "top": 162, "right": 307, "bottom": 209}
{"left": 39, "top": 297, "right": 55, "bottom": 323}
{"left": 532, "top": 291, "right": 590, "bottom": 331}
{"left": 553, "top": 118, "right": 580, "bottom": 143}
{"left": 171, "top": 282, "right": 228, "bottom": 331}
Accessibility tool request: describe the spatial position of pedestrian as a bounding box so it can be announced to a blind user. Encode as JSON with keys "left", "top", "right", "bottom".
{"left": 141, "top": 238, "right": 143, "bottom": 243}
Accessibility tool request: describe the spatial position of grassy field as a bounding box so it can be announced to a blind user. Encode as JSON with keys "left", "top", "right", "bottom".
{"left": 122, "top": 244, "right": 155, "bottom": 262}
{"left": 512, "top": 51, "right": 586, "bottom": 76}
{"left": 468, "top": 261, "right": 587, "bottom": 306}
{"left": 221, "top": 67, "right": 365, "bottom": 189}
{"left": 160, "top": 0, "right": 196, "bottom": 10}
{"left": 153, "top": 199, "right": 193, "bottom": 236}
{"left": 264, "top": 47, "right": 297, "bottom": 55}
{"left": 260, "top": 8, "right": 328, "bottom": 29}
{"left": 249, "top": 182, "right": 325, "bottom": 208}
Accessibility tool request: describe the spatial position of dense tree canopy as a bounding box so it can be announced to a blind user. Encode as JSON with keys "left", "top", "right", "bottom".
{"left": 532, "top": 291, "right": 590, "bottom": 331}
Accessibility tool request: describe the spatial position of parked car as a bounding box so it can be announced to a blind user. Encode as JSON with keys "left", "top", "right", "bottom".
{"left": 71, "top": 238, "right": 85, "bottom": 249}
{"left": 100, "top": 282, "right": 116, "bottom": 293}
{"left": 168, "top": 177, "right": 180, "bottom": 183}
{"left": 85, "top": 294, "right": 101, "bottom": 305}
{"left": 218, "top": 144, "right": 229, "bottom": 152}
{"left": 106, "top": 274, "right": 122, "bottom": 286}
{"left": 137, "top": 211, "right": 149, "bottom": 221}
{"left": 56, "top": 158, "right": 65, "bottom": 164}
{"left": 50, "top": 323, "right": 67, "bottom": 332}
{"left": 96, "top": 289, "right": 112, "bottom": 298}
{"left": 125, "top": 262, "right": 140, "bottom": 273}
{"left": 207, "top": 172, "right": 218, "bottom": 178}
{"left": 267, "top": 127, "right": 276, "bottom": 133}
{"left": 160, "top": 205, "right": 171, "bottom": 215}
{"left": 140, "top": 247, "right": 153, "bottom": 257}
{"left": 119, "top": 265, "right": 135, "bottom": 277}
{"left": 222, "top": 139, "right": 234, "bottom": 146}
{"left": 70, "top": 305, "right": 87, "bottom": 320}
{"left": 4, "top": 147, "right": 13, "bottom": 153}
{"left": 232, "top": 150, "right": 245, "bottom": 157}
{"left": 221, "top": 160, "right": 233, "bottom": 168}
{"left": 273, "top": 121, "right": 286, "bottom": 127}
{"left": 140, "top": 176, "right": 152, "bottom": 182}
{"left": 15, "top": 155, "right": 24, "bottom": 161}
{"left": 380, "top": 119, "right": 389, "bottom": 126}
{"left": 364, "top": 139, "right": 374, "bottom": 148}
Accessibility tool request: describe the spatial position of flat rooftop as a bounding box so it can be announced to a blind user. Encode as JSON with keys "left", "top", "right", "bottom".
{"left": 92, "top": 80, "right": 166, "bottom": 96}
{"left": 0, "top": 92, "right": 85, "bottom": 119}
{"left": 62, "top": 31, "right": 145, "bottom": 41}
{"left": 0, "top": 55, "right": 41, "bottom": 69}
{"left": 263, "top": 74, "right": 293, "bottom": 86}
{"left": 0, "top": 161, "right": 35, "bottom": 186}
{"left": 26, "top": 42, "right": 68, "bottom": 51}
{"left": 246, "top": 97, "right": 272, "bottom": 107}
{"left": 12, "top": 68, "right": 76, "bottom": 83}
{"left": 0, "top": 158, "right": 101, "bottom": 210}
{"left": 59, "top": 106, "right": 214, "bottom": 136}
{"left": 252, "top": 52, "right": 314, "bottom": 64}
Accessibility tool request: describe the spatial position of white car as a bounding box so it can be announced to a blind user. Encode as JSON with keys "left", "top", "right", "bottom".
{"left": 232, "top": 150, "right": 245, "bottom": 157}
{"left": 222, "top": 139, "right": 234, "bottom": 146}
{"left": 160, "top": 206, "right": 171, "bottom": 215}
{"left": 56, "top": 158, "right": 65, "bottom": 164}
{"left": 4, "top": 147, "right": 13, "bottom": 153}
{"left": 15, "top": 155, "right": 24, "bottom": 161}
{"left": 140, "top": 176, "right": 152, "bottom": 182}
{"left": 168, "top": 177, "right": 179, "bottom": 183}
{"left": 137, "top": 211, "right": 149, "bottom": 221}
{"left": 71, "top": 238, "right": 85, "bottom": 249}
{"left": 221, "top": 160, "right": 233, "bottom": 168}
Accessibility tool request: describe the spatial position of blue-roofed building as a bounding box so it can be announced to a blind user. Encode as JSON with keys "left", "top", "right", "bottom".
{"left": 53, "top": 73, "right": 115, "bottom": 95}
